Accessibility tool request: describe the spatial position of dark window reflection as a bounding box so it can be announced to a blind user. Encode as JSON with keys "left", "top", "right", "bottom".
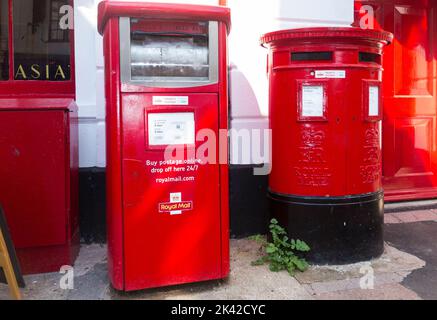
{"left": 0, "top": 0, "right": 9, "bottom": 80}
{"left": 13, "top": 0, "right": 71, "bottom": 81}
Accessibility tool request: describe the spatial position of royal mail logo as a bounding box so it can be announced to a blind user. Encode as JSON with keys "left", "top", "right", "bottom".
{"left": 159, "top": 201, "right": 193, "bottom": 213}
{"left": 159, "top": 193, "right": 193, "bottom": 215}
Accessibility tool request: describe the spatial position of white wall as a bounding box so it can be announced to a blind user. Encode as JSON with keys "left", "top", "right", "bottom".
{"left": 74, "top": 0, "right": 354, "bottom": 168}
{"left": 75, "top": 0, "right": 105, "bottom": 167}
{"left": 75, "top": 0, "right": 220, "bottom": 168}
{"left": 228, "top": 0, "right": 354, "bottom": 164}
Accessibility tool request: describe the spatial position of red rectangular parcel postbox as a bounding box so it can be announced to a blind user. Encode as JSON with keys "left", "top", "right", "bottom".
{"left": 98, "top": 1, "right": 231, "bottom": 291}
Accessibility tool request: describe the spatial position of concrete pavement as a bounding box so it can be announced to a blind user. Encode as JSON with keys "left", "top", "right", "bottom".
{"left": 1, "top": 211, "right": 436, "bottom": 300}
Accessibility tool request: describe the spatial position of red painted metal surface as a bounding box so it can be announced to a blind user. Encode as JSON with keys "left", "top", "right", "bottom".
{"left": 0, "top": 99, "right": 79, "bottom": 274}
{"left": 0, "top": 0, "right": 78, "bottom": 274}
{"left": 261, "top": 28, "right": 392, "bottom": 197}
{"left": 354, "top": 0, "right": 437, "bottom": 202}
{"left": 103, "top": 18, "right": 124, "bottom": 291}
{"left": 99, "top": 2, "right": 230, "bottom": 291}
{"left": 97, "top": 0, "right": 231, "bottom": 35}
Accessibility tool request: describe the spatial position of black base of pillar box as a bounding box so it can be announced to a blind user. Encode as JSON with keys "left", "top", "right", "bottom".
{"left": 268, "top": 191, "right": 384, "bottom": 265}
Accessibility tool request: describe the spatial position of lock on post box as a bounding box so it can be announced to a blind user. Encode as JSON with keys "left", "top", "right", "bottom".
{"left": 261, "top": 28, "right": 393, "bottom": 264}
{"left": 98, "top": 2, "right": 231, "bottom": 291}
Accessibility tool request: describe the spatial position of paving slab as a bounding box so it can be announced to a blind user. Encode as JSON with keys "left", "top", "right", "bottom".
{"left": 0, "top": 244, "right": 108, "bottom": 300}
{"left": 314, "top": 283, "right": 421, "bottom": 300}
{"left": 385, "top": 221, "right": 437, "bottom": 300}
{"left": 385, "top": 214, "right": 402, "bottom": 224}
{"left": 396, "top": 212, "right": 420, "bottom": 223}
{"left": 107, "top": 239, "right": 313, "bottom": 300}
{"left": 384, "top": 200, "right": 437, "bottom": 213}
{"left": 294, "top": 244, "right": 425, "bottom": 285}
{"left": 388, "top": 210, "right": 437, "bottom": 224}
{"left": 411, "top": 210, "right": 437, "bottom": 221}
{"left": 304, "top": 272, "right": 406, "bottom": 295}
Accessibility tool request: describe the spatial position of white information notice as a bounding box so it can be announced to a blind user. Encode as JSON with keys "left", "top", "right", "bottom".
{"left": 152, "top": 96, "right": 189, "bottom": 106}
{"left": 302, "top": 85, "right": 324, "bottom": 117}
{"left": 148, "top": 112, "right": 195, "bottom": 146}
{"left": 369, "top": 86, "right": 380, "bottom": 117}
{"left": 315, "top": 70, "right": 346, "bottom": 79}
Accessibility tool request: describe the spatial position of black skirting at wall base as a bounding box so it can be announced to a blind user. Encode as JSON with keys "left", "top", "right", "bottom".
{"left": 79, "top": 168, "right": 106, "bottom": 244}
{"left": 229, "top": 165, "right": 270, "bottom": 238}
{"left": 268, "top": 191, "right": 384, "bottom": 265}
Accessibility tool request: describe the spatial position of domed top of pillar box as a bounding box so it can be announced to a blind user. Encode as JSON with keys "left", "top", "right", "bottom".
{"left": 260, "top": 27, "right": 393, "bottom": 49}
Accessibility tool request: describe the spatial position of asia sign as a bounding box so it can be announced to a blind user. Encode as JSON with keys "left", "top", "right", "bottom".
{"left": 14, "top": 64, "right": 70, "bottom": 81}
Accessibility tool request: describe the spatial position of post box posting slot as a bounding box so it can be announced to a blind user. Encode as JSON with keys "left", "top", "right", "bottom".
{"left": 120, "top": 18, "right": 219, "bottom": 87}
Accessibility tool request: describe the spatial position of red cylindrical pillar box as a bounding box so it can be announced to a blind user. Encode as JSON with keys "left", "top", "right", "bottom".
{"left": 261, "top": 28, "right": 393, "bottom": 264}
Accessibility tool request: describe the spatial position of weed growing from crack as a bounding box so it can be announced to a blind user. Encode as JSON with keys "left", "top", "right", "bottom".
{"left": 250, "top": 219, "right": 311, "bottom": 276}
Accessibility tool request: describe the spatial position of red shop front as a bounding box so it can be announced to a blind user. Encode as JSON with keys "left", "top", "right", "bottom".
{"left": 355, "top": 0, "right": 437, "bottom": 202}
{"left": 0, "top": 0, "right": 79, "bottom": 274}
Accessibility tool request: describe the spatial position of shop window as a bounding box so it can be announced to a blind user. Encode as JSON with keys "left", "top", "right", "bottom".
{"left": 49, "top": 0, "right": 69, "bottom": 42}
{"left": 0, "top": 0, "right": 9, "bottom": 80}
{"left": 13, "top": 0, "right": 71, "bottom": 81}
